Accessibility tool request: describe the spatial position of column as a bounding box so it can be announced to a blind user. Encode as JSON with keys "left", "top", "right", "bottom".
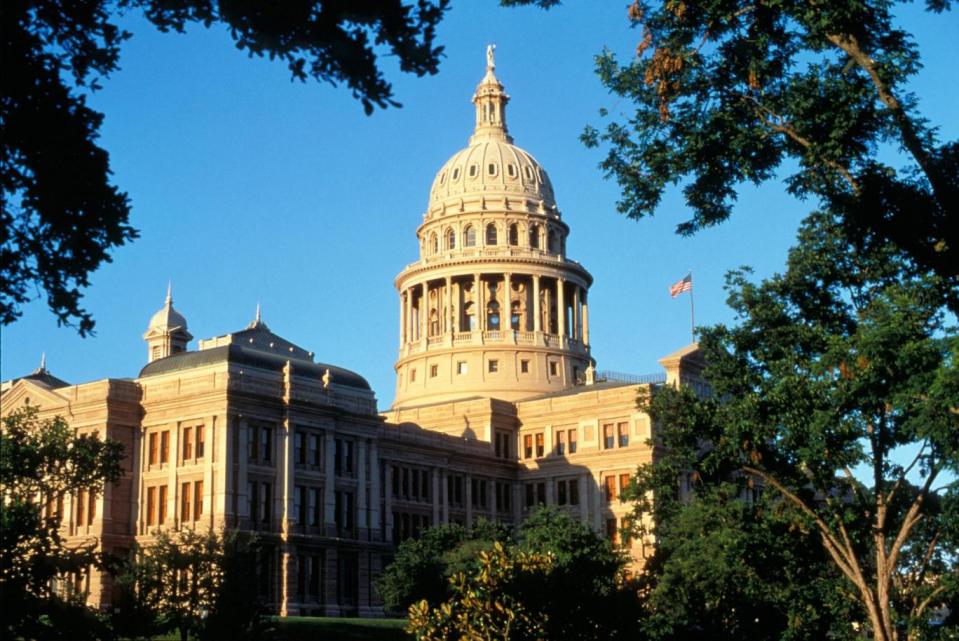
{"left": 205, "top": 415, "right": 216, "bottom": 527}
{"left": 557, "top": 278, "right": 566, "bottom": 338}
{"left": 357, "top": 441, "right": 368, "bottom": 536}
{"left": 465, "top": 473, "right": 473, "bottom": 528}
{"left": 582, "top": 290, "right": 590, "bottom": 346}
{"left": 399, "top": 292, "right": 406, "bottom": 345}
{"left": 432, "top": 468, "right": 441, "bottom": 525}
{"left": 281, "top": 419, "right": 294, "bottom": 535}
{"left": 591, "top": 470, "right": 603, "bottom": 532}
{"left": 168, "top": 424, "right": 179, "bottom": 527}
{"left": 324, "top": 432, "right": 335, "bottom": 536}
{"left": 473, "top": 273, "right": 482, "bottom": 332}
{"left": 488, "top": 479, "right": 496, "bottom": 520}
{"left": 384, "top": 462, "right": 393, "bottom": 543}
{"left": 545, "top": 476, "right": 554, "bottom": 506}
{"left": 452, "top": 280, "right": 460, "bottom": 334}
{"left": 421, "top": 282, "right": 429, "bottom": 339}
{"left": 445, "top": 276, "right": 453, "bottom": 334}
{"left": 573, "top": 286, "right": 581, "bottom": 341}
{"left": 238, "top": 418, "right": 249, "bottom": 523}
{"left": 532, "top": 275, "right": 542, "bottom": 332}
{"left": 369, "top": 442, "right": 380, "bottom": 539}
{"left": 441, "top": 470, "right": 450, "bottom": 524}
{"left": 503, "top": 273, "right": 512, "bottom": 332}
{"left": 578, "top": 474, "right": 589, "bottom": 523}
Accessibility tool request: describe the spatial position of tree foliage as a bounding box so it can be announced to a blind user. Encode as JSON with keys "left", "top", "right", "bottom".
{"left": 627, "top": 211, "right": 957, "bottom": 641}
{"left": 399, "top": 508, "right": 639, "bottom": 641}
{"left": 1, "top": 0, "right": 449, "bottom": 333}
{"left": 122, "top": 528, "right": 264, "bottom": 641}
{"left": 0, "top": 406, "right": 124, "bottom": 640}
{"left": 572, "top": 0, "right": 957, "bottom": 307}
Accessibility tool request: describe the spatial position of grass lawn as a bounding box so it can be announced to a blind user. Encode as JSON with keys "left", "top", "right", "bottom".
{"left": 126, "top": 617, "right": 409, "bottom": 641}
{"left": 273, "top": 616, "right": 409, "bottom": 641}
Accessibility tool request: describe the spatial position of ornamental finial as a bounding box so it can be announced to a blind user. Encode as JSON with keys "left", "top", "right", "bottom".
{"left": 486, "top": 43, "right": 496, "bottom": 71}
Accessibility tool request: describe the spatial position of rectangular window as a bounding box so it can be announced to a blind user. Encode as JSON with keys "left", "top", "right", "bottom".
{"left": 181, "top": 482, "right": 191, "bottom": 522}
{"left": 295, "top": 486, "right": 304, "bottom": 524}
{"left": 523, "top": 434, "right": 533, "bottom": 459}
{"left": 520, "top": 359, "right": 530, "bottom": 374}
{"left": 456, "top": 361, "right": 467, "bottom": 375}
{"left": 309, "top": 434, "right": 320, "bottom": 466}
{"left": 525, "top": 484, "right": 535, "bottom": 508}
{"left": 149, "top": 433, "right": 158, "bottom": 465}
{"left": 87, "top": 489, "right": 96, "bottom": 525}
{"left": 555, "top": 430, "right": 566, "bottom": 455}
{"left": 158, "top": 485, "right": 168, "bottom": 523}
{"left": 309, "top": 488, "right": 320, "bottom": 526}
{"left": 249, "top": 426, "right": 259, "bottom": 462}
{"left": 569, "top": 480, "right": 579, "bottom": 506}
{"left": 557, "top": 480, "right": 567, "bottom": 505}
{"left": 334, "top": 439, "right": 342, "bottom": 474}
{"left": 536, "top": 482, "right": 546, "bottom": 506}
{"left": 147, "top": 487, "right": 156, "bottom": 526}
{"left": 535, "top": 433, "right": 544, "bottom": 458}
{"left": 411, "top": 468, "right": 419, "bottom": 500}
{"left": 410, "top": 368, "right": 416, "bottom": 382}
{"left": 618, "top": 422, "right": 629, "bottom": 447}
{"left": 248, "top": 481, "right": 258, "bottom": 522}
{"left": 196, "top": 425, "right": 205, "bottom": 459}
{"left": 194, "top": 480, "right": 203, "bottom": 518}
{"left": 619, "top": 474, "right": 631, "bottom": 496}
{"left": 76, "top": 490, "right": 85, "bottom": 526}
{"left": 604, "top": 476, "right": 617, "bottom": 503}
{"left": 430, "top": 364, "right": 438, "bottom": 378}
{"left": 182, "top": 427, "right": 193, "bottom": 461}
{"left": 496, "top": 481, "right": 511, "bottom": 512}
{"left": 261, "top": 482, "right": 271, "bottom": 524}
{"left": 261, "top": 427, "right": 272, "bottom": 463}
{"left": 549, "top": 361, "right": 558, "bottom": 376}
{"left": 603, "top": 423, "right": 615, "bottom": 449}
{"left": 160, "top": 430, "right": 170, "bottom": 464}
{"left": 568, "top": 429, "right": 578, "bottom": 454}
{"left": 295, "top": 432, "right": 305, "bottom": 464}
{"left": 421, "top": 470, "right": 430, "bottom": 501}
{"left": 606, "top": 518, "right": 619, "bottom": 545}
{"left": 488, "top": 360, "right": 498, "bottom": 373}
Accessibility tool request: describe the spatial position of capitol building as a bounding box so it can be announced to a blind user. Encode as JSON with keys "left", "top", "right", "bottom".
{"left": 1, "top": 53, "right": 704, "bottom": 617}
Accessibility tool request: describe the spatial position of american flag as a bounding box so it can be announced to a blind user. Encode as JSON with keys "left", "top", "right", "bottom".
{"left": 669, "top": 274, "right": 692, "bottom": 298}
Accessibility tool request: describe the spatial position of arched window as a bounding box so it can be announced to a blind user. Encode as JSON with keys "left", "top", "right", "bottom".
{"left": 548, "top": 229, "right": 559, "bottom": 253}
{"left": 488, "top": 163, "right": 497, "bottom": 176}
{"left": 429, "top": 309, "right": 439, "bottom": 336}
{"left": 529, "top": 224, "right": 540, "bottom": 249}
{"left": 464, "top": 225, "right": 476, "bottom": 247}
{"left": 431, "top": 232, "right": 439, "bottom": 254}
{"left": 446, "top": 229, "right": 456, "bottom": 250}
{"left": 507, "top": 164, "right": 517, "bottom": 178}
{"left": 511, "top": 301, "right": 522, "bottom": 330}
{"left": 486, "top": 224, "right": 498, "bottom": 246}
{"left": 508, "top": 224, "right": 518, "bottom": 246}
{"left": 464, "top": 302, "right": 476, "bottom": 331}
{"left": 487, "top": 301, "right": 500, "bottom": 330}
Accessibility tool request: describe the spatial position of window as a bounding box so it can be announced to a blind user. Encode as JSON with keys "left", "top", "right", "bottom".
{"left": 524, "top": 482, "right": 545, "bottom": 508}
{"left": 525, "top": 166, "right": 534, "bottom": 180}
{"left": 496, "top": 481, "right": 511, "bottom": 512}
{"left": 619, "top": 474, "right": 631, "bottom": 496}
{"left": 160, "top": 431, "right": 169, "bottom": 464}
{"left": 604, "top": 476, "right": 618, "bottom": 503}
{"left": 308, "top": 434, "right": 320, "bottom": 466}
{"left": 194, "top": 480, "right": 203, "bottom": 519}
{"left": 494, "top": 431, "right": 511, "bottom": 459}
{"left": 488, "top": 162, "right": 497, "bottom": 175}
{"left": 335, "top": 491, "right": 354, "bottom": 533}
{"left": 248, "top": 482, "right": 258, "bottom": 522}
{"left": 261, "top": 427, "right": 272, "bottom": 462}
{"left": 182, "top": 427, "right": 192, "bottom": 461}
{"left": 76, "top": 490, "right": 85, "bottom": 526}
{"left": 471, "top": 478, "right": 487, "bottom": 508}
{"left": 487, "top": 301, "right": 500, "bottom": 329}
{"left": 430, "top": 364, "right": 438, "bottom": 378}
{"left": 607, "top": 518, "right": 619, "bottom": 545}
{"left": 557, "top": 480, "right": 567, "bottom": 505}
{"left": 488, "top": 359, "right": 498, "bottom": 373}
{"left": 486, "top": 224, "right": 497, "bottom": 245}
{"left": 549, "top": 229, "right": 560, "bottom": 253}
{"left": 456, "top": 361, "right": 468, "bottom": 375}
{"left": 618, "top": 422, "right": 629, "bottom": 447}
{"left": 196, "top": 425, "right": 205, "bottom": 458}
{"left": 447, "top": 229, "right": 456, "bottom": 250}
{"left": 149, "top": 433, "right": 158, "bottom": 465}
{"left": 452, "top": 167, "right": 460, "bottom": 180}
{"left": 568, "top": 429, "right": 578, "bottom": 454}
{"left": 158, "top": 485, "right": 168, "bottom": 524}
{"left": 507, "top": 163, "right": 517, "bottom": 178}
{"left": 535, "top": 433, "right": 544, "bottom": 458}
{"left": 469, "top": 164, "right": 478, "bottom": 177}
{"left": 147, "top": 487, "right": 156, "bottom": 526}
{"left": 569, "top": 480, "right": 579, "bottom": 505}
{"left": 152, "top": 345, "right": 161, "bottom": 360}
{"left": 335, "top": 439, "right": 354, "bottom": 475}
{"left": 603, "top": 423, "right": 615, "bottom": 449}
{"left": 295, "top": 432, "right": 305, "bottom": 464}
{"left": 181, "top": 482, "right": 191, "bottom": 522}
{"left": 549, "top": 361, "right": 558, "bottom": 376}
{"left": 529, "top": 224, "right": 540, "bottom": 248}
{"left": 410, "top": 368, "right": 416, "bottom": 383}
{"left": 523, "top": 434, "right": 533, "bottom": 459}
{"left": 555, "top": 430, "right": 566, "bottom": 455}
{"left": 511, "top": 302, "right": 521, "bottom": 330}
{"left": 431, "top": 233, "right": 438, "bottom": 254}
{"left": 464, "top": 225, "right": 476, "bottom": 247}
{"left": 309, "top": 487, "right": 320, "bottom": 526}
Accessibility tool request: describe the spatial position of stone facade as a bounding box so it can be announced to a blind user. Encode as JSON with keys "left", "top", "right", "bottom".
{"left": 0, "top": 52, "right": 706, "bottom": 617}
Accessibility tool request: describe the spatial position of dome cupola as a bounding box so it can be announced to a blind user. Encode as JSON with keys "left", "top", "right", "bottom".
{"left": 143, "top": 283, "right": 193, "bottom": 363}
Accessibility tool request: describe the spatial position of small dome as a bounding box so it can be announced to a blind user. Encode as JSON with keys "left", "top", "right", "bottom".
{"left": 429, "top": 141, "right": 555, "bottom": 208}
{"left": 147, "top": 284, "right": 188, "bottom": 331}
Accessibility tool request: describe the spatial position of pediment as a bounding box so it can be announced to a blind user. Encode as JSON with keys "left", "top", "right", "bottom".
{"left": 0, "top": 379, "right": 71, "bottom": 415}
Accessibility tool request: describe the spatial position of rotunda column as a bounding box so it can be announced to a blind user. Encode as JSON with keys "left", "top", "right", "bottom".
{"left": 445, "top": 276, "right": 452, "bottom": 335}
{"left": 573, "top": 285, "right": 581, "bottom": 341}
{"left": 503, "top": 272, "right": 512, "bottom": 333}
{"left": 406, "top": 287, "right": 415, "bottom": 341}
{"left": 473, "top": 273, "right": 482, "bottom": 332}
{"left": 452, "top": 279, "right": 460, "bottom": 333}
{"left": 582, "top": 289, "right": 590, "bottom": 346}
{"left": 532, "top": 275, "right": 542, "bottom": 332}
{"left": 399, "top": 292, "right": 406, "bottom": 346}
{"left": 421, "top": 282, "right": 429, "bottom": 339}
{"left": 557, "top": 278, "right": 566, "bottom": 338}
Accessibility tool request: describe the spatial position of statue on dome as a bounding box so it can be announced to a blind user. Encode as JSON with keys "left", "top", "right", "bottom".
{"left": 486, "top": 44, "right": 496, "bottom": 71}
{"left": 322, "top": 368, "right": 332, "bottom": 388}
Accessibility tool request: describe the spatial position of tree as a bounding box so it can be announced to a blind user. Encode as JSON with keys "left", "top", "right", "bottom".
{"left": 126, "top": 528, "right": 264, "bottom": 641}
{"left": 0, "top": 406, "right": 124, "bottom": 640}
{"left": 560, "top": 0, "right": 958, "bottom": 308}
{"left": 2, "top": 0, "right": 449, "bottom": 333}
{"left": 627, "top": 211, "right": 957, "bottom": 641}
{"left": 400, "top": 508, "right": 640, "bottom": 641}
{"left": 377, "top": 519, "right": 511, "bottom": 612}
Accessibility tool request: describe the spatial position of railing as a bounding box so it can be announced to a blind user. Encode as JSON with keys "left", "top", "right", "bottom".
{"left": 401, "top": 331, "right": 590, "bottom": 355}
{"left": 594, "top": 370, "right": 666, "bottom": 385}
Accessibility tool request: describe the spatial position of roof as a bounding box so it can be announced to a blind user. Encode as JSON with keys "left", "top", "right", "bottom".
{"left": 138, "top": 343, "right": 371, "bottom": 391}
{"left": 5, "top": 368, "right": 71, "bottom": 391}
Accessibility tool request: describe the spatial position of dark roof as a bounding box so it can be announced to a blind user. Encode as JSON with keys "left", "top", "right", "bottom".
{"left": 14, "top": 369, "right": 71, "bottom": 390}
{"left": 138, "top": 344, "right": 371, "bottom": 391}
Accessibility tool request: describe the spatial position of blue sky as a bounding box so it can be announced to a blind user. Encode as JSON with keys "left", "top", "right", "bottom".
{"left": 2, "top": 2, "right": 956, "bottom": 409}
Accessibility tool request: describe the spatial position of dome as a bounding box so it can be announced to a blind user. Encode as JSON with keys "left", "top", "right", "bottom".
{"left": 429, "top": 141, "right": 555, "bottom": 208}
{"left": 147, "top": 284, "right": 188, "bottom": 332}
{"left": 428, "top": 53, "right": 556, "bottom": 210}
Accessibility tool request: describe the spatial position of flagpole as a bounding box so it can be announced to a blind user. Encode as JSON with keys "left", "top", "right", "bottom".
{"left": 688, "top": 270, "right": 695, "bottom": 343}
